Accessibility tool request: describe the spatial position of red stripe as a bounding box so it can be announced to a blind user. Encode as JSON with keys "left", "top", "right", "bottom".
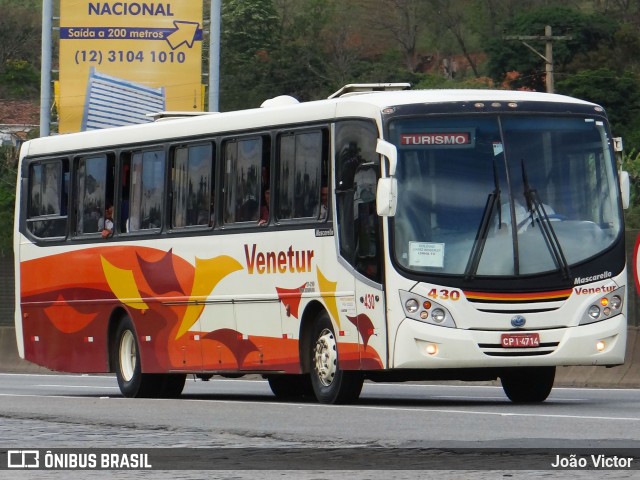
{"left": 464, "top": 289, "right": 572, "bottom": 302}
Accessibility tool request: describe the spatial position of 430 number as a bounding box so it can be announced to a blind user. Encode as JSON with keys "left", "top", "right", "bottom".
{"left": 427, "top": 288, "right": 461, "bottom": 301}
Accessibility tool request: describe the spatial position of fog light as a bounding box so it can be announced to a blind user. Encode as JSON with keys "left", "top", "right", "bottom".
{"left": 420, "top": 311, "right": 429, "bottom": 320}
{"left": 603, "top": 307, "right": 611, "bottom": 316}
{"left": 425, "top": 343, "right": 438, "bottom": 355}
{"left": 432, "top": 308, "right": 446, "bottom": 323}
{"left": 596, "top": 340, "right": 606, "bottom": 352}
{"left": 588, "top": 305, "right": 600, "bottom": 319}
{"left": 405, "top": 298, "right": 419, "bottom": 313}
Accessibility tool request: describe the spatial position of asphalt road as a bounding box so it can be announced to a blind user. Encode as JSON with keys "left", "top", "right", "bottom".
{"left": 1, "top": 373, "right": 639, "bottom": 479}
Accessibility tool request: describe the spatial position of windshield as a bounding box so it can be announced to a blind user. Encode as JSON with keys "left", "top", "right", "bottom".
{"left": 388, "top": 114, "right": 622, "bottom": 277}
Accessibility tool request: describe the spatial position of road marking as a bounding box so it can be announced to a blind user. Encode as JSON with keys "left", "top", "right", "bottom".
{"left": 184, "top": 398, "right": 640, "bottom": 423}
{"left": 36, "top": 384, "right": 118, "bottom": 389}
{"left": 0, "top": 373, "right": 115, "bottom": 379}
{"left": 3, "top": 373, "right": 640, "bottom": 394}
{"left": 2, "top": 374, "right": 639, "bottom": 422}
{"left": 1, "top": 390, "right": 639, "bottom": 423}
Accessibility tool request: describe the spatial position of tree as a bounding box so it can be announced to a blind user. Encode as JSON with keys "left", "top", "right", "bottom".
{"left": 364, "top": 0, "right": 430, "bottom": 72}
{"left": 0, "top": 60, "right": 40, "bottom": 98}
{"left": 270, "top": 0, "right": 341, "bottom": 100}
{"left": 0, "top": 1, "right": 41, "bottom": 99}
{"left": 219, "top": 0, "right": 280, "bottom": 110}
{"left": 621, "top": 148, "right": 640, "bottom": 228}
{"left": 424, "top": 0, "right": 482, "bottom": 79}
{"left": 485, "top": 6, "right": 618, "bottom": 91}
{"left": 0, "top": 145, "right": 17, "bottom": 255}
{"left": 557, "top": 68, "right": 640, "bottom": 150}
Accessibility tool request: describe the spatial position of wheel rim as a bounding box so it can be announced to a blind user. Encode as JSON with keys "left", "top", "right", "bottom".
{"left": 119, "top": 330, "right": 136, "bottom": 382}
{"left": 313, "top": 328, "right": 337, "bottom": 387}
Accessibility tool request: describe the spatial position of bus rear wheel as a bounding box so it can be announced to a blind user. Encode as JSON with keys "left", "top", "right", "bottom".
{"left": 113, "top": 317, "right": 186, "bottom": 398}
{"left": 500, "top": 366, "right": 555, "bottom": 403}
{"left": 266, "top": 374, "right": 313, "bottom": 400}
{"left": 309, "top": 312, "right": 363, "bottom": 404}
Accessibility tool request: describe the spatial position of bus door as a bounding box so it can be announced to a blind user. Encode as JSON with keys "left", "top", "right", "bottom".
{"left": 335, "top": 121, "right": 388, "bottom": 370}
{"left": 352, "top": 164, "right": 386, "bottom": 368}
{"left": 336, "top": 159, "right": 387, "bottom": 369}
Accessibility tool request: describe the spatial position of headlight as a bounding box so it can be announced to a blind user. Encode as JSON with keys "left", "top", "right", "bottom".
{"left": 432, "top": 308, "right": 446, "bottom": 323}
{"left": 610, "top": 295, "right": 622, "bottom": 310}
{"left": 399, "top": 290, "right": 456, "bottom": 328}
{"left": 405, "top": 298, "right": 419, "bottom": 313}
{"left": 580, "top": 286, "right": 625, "bottom": 325}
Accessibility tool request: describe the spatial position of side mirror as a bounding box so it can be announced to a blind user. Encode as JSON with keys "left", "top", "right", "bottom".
{"left": 376, "top": 139, "right": 397, "bottom": 176}
{"left": 376, "top": 138, "right": 398, "bottom": 216}
{"left": 376, "top": 177, "right": 397, "bottom": 216}
{"left": 620, "top": 170, "right": 630, "bottom": 210}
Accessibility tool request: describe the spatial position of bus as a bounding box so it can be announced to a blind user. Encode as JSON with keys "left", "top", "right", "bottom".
{"left": 14, "top": 84, "right": 630, "bottom": 404}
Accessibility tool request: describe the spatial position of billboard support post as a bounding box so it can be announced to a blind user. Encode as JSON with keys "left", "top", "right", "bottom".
{"left": 209, "top": 0, "right": 221, "bottom": 112}
{"left": 40, "top": 0, "right": 53, "bottom": 137}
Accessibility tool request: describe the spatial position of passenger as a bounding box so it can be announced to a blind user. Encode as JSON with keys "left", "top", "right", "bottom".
{"left": 319, "top": 186, "right": 328, "bottom": 220}
{"left": 209, "top": 194, "right": 215, "bottom": 226}
{"left": 98, "top": 203, "right": 114, "bottom": 238}
{"left": 259, "top": 188, "right": 270, "bottom": 225}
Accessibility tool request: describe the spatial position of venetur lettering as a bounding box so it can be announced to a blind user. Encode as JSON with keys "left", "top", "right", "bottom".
{"left": 244, "top": 244, "right": 314, "bottom": 274}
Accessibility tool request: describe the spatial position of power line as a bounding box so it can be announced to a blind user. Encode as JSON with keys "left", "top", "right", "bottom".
{"left": 503, "top": 25, "right": 572, "bottom": 93}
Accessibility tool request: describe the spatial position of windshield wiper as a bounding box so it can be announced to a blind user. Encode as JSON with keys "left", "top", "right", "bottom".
{"left": 521, "top": 159, "right": 571, "bottom": 279}
{"left": 464, "top": 158, "right": 501, "bottom": 281}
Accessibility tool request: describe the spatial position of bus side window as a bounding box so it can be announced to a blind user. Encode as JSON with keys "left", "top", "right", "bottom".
{"left": 276, "top": 129, "right": 326, "bottom": 221}
{"left": 334, "top": 120, "right": 381, "bottom": 282}
{"left": 26, "top": 159, "right": 68, "bottom": 239}
{"left": 128, "top": 149, "right": 165, "bottom": 232}
{"left": 75, "top": 154, "right": 114, "bottom": 236}
{"left": 353, "top": 164, "right": 379, "bottom": 276}
{"left": 223, "top": 137, "right": 265, "bottom": 224}
{"left": 171, "top": 143, "right": 214, "bottom": 228}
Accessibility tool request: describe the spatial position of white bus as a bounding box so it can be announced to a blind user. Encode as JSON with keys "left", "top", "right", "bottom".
{"left": 14, "top": 84, "right": 630, "bottom": 403}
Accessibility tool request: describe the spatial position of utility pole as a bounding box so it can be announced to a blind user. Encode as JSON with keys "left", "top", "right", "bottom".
{"left": 503, "top": 25, "right": 572, "bottom": 93}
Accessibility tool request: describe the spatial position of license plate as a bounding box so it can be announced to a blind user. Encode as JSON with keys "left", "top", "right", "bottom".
{"left": 501, "top": 333, "right": 540, "bottom": 348}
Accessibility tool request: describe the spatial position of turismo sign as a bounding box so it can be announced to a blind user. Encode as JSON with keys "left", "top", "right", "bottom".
{"left": 399, "top": 130, "right": 475, "bottom": 148}
{"left": 58, "top": 1, "right": 203, "bottom": 133}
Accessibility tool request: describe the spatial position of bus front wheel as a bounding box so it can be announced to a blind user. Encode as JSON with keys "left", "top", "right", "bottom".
{"left": 309, "top": 312, "right": 363, "bottom": 404}
{"left": 500, "top": 366, "right": 555, "bottom": 403}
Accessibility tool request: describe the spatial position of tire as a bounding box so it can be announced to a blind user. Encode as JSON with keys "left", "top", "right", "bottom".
{"left": 157, "top": 373, "right": 187, "bottom": 398}
{"left": 267, "top": 374, "right": 313, "bottom": 400}
{"left": 309, "top": 311, "right": 363, "bottom": 404}
{"left": 500, "top": 366, "right": 555, "bottom": 403}
{"left": 113, "top": 316, "right": 165, "bottom": 398}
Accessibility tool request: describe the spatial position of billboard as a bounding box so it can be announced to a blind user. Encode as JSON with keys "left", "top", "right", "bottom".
{"left": 58, "top": 1, "right": 203, "bottom": 133}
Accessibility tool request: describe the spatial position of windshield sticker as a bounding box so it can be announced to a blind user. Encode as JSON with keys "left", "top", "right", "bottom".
{"left": 399, "top": 130, "right": 474, "bottom": 148}
{"left": 409, "top": 242, "right": 445, "bottom": 268}
{"left": 492, "top": 141, "right": 504, "bottom": 156}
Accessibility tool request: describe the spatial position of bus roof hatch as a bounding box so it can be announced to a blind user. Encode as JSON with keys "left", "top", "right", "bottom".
{"left": 328, "top": 83, "right": 411, "bottom": 99}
